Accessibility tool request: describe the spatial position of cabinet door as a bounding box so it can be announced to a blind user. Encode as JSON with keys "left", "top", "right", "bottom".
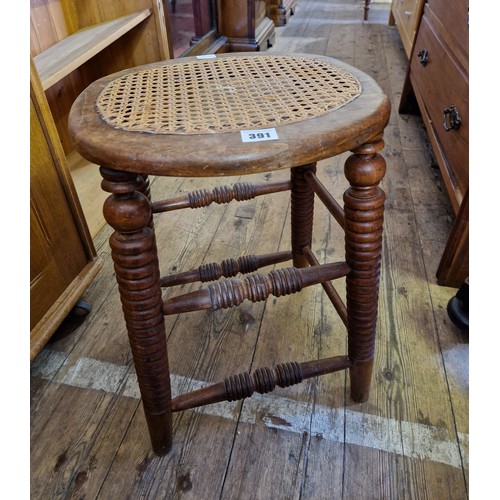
{"left": 30, "top": 97, "right": 88, "bottom": 331}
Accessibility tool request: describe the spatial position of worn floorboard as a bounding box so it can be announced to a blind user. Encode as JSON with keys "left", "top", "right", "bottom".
{"left": 31, "top": 1, "right": 469, "bottom": 498}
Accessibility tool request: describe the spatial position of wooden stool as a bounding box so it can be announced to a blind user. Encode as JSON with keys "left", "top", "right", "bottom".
{"left": 69, "top": 52, "right": 390, "bottom": 456}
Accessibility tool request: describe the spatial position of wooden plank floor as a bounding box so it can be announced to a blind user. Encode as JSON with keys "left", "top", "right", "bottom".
{"left": 30, "top": 1, "right": 469, "bottom": 498}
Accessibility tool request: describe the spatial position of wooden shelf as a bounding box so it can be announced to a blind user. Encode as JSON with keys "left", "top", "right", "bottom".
{"left": 33, "top": 9, "right": 152, "bottom": 90}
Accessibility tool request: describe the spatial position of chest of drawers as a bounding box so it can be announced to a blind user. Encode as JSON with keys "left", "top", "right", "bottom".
{"left": 399, "top": 0, "right": 469, "bottom": 287}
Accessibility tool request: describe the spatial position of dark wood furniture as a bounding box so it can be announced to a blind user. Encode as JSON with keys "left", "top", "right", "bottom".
{"left": 168, "top": 0, "right": 277, "bottom": 57}
{"left": 216, "top": 0, "right": 275, "bottom": 51}
{"left": 269, "top": 0, "right": 296, "bottom": 26}
{"left": 30, "top": 59, "right": 102, "bottom": 361}
{"left": 399, "top": 0, "right": 468, "bottom": 287}
{"left": 69, "top": 52, "right": 391, "bottom": 455}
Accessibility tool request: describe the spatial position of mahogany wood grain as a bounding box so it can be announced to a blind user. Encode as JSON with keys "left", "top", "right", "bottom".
{"left": 408, "top": 14, "right": 468, "bottom": 206}
{"left": 398, "top": 0, "right": 468, "bottom": 286}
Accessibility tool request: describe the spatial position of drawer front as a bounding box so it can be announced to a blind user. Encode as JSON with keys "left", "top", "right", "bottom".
{"left": 427, "top": 0, "right": 469, "bottom": 63}
{"left": 411, "top": 15, "right": 468, "bottom": 197}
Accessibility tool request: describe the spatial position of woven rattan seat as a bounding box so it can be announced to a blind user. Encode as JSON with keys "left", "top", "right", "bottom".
{"left": 69, "top": 52, "right": 391, "bottom": 456}
{"left": 95, "top": 55, "right": 361, "bottom": 134}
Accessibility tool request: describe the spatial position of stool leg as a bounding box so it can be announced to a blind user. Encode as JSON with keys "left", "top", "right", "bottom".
{"left": 101, "top": 167, "right": 173, "bottom": 455}
{"left": 343, "top": 140, "right": 386, "bottom": 402}
{"left": 291, "top": 164, "right": 316, "bottom": 268}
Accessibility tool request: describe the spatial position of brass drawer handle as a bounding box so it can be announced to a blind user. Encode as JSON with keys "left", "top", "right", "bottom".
{"left": 443, "top": 106, "right": 462, "bottom": 131}
{"left": 417, "top": 49, "right": 428, "bottom": 67}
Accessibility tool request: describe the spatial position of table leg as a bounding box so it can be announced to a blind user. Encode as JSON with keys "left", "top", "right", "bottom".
{"left": 343, "top": 139, "right": 386, "bottom": 402}
{"left": 101, "top": 167, "right": 173, "bottom": 455}
{"left": 364, "top": 0, "right": 371, "bottom": 21}
{"left": 291, "top": 163, "right": 317, "bottom": 268}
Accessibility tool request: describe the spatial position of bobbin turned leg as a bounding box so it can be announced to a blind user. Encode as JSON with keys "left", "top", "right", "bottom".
{"left": 291, "top": 164, "right": 316, "bottom": 268}
{"left": 343, "top": 139, "right": 386, "bottom": 402}
{"left": 100, "top": 167, "right": 172, "bottom": 455}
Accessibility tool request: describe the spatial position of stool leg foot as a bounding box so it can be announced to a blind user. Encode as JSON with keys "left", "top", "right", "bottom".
{"left": 291, "top": 164, "right": 316, "bottom": 267}
{"left": 343, "top": 140, "right": 386, "bottom": 403}
{"left": 101, "top": 167, "right": 173, "bottom": 455}
{"left": 349, "top": 359, "right": 374, "bottom": 403}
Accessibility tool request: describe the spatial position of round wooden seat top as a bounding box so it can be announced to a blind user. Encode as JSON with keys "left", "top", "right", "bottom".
{"left": 69, "top": 52, "right": 390, "bottom": 177}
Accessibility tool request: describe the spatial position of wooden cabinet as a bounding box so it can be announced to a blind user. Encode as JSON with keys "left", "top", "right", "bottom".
{"left": 217, "top": 0, "right": 275, "bottom": 51}
{"left": 30, "top": 1, "right": 173, "bottom": 358}
{"left": 408, "top": 13, "right": 468, "bottom": 206}
{"left": 30, "top": 60, "right": 102, "bottom": 360}
{"left": 164, "top": 0, "right": 278, "bottom": 57}
{"left": 389, "top": 0, "right": 425, "bottom": 57}
{"left": 399, "top": 0, "right": 469, "bottom": 287}
{"left": 30, "top": 0, "right": 172, "bottom": 237}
